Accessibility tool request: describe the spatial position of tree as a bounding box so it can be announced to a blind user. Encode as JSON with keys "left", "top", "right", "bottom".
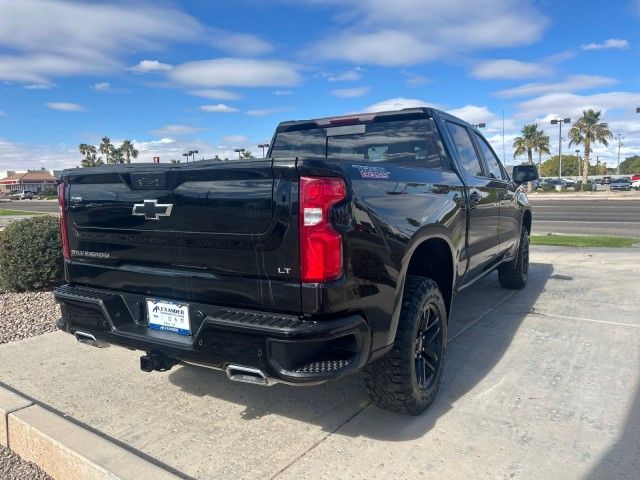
{"left": 78, "top": 143, "right": 103, "bottom": 168}
{"left": 533, "top": 130, "right": 551, "bottom": 166}
{"left": 109, "top": 146, "right": 124, "bottom": 164}
{"left": 120, "top": 140, "right": 138, "bottom": 164}
{"left": 569, "top": 109, "right": 613, "bottom": 183}
{"left": 240, "top": 150, "right": 255, "bottom": 159}
{"left": 170, "top": 159, "right": 181, "bottom": 163}
{"left": 540, "top": 155, "right": 607, "bottom": 177}
{"left": 514, "top": 124, "right": 547, "bottom": 191}
{"left": 99, "top": 137, "right": 113, "bottom": 163}
{"left": 513, "top": 124, "right": 541, "bottom": 164}
{"left": 619, "top": 155, "right": 640, "bottom": 174}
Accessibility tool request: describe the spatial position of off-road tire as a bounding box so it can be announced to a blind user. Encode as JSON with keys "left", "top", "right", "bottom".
{"left": 498, "top": 226, "right": 529, "bottom": 289}
{"left": 363, "top": 276, "right": 447, "bottom": 415}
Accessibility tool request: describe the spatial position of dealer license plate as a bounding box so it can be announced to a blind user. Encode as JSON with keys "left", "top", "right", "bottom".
{"left": 146, "top": 299, "right": 191, "bottom": 336}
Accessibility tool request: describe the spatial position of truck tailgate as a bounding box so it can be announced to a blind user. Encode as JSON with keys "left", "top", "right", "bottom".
{"left": 62, "top": 160, "right": 301, "bottom": 313}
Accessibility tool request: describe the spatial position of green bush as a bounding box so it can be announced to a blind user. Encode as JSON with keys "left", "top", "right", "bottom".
{"left": 582, "top": 182, "right": 594, "bottom": 192}
{"left": 541, "top": 183, "right": 555, "bottom": 192}
{"left": 0, "top": 216, "right": 64, "bottom": 291}
{"left": 574, "top": 181, "right": 582, "bottom": 191}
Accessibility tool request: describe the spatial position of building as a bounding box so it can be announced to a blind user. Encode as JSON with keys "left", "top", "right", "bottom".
{"left": 0, "top": 170, "right": 58, "bottom": 193}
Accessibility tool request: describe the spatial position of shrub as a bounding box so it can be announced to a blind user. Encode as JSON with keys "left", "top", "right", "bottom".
{"left": 541, "top": 183, "right": 555, "bottom": 192}
{"left": 0, "top": 216, "right": 64, "bottom": 291}
{"left": 574, "top": 181, "right": 582, "bottom": 191}
{"left": 582, "top": 182, "right": 594, "bottom": 192}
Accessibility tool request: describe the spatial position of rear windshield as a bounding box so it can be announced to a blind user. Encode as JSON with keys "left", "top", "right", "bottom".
{"left": 271, "top": 118, "right": 446, "bottom": 169}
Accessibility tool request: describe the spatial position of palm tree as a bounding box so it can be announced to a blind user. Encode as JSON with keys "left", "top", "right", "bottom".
{"left": 569, "top": 109, "right": 613, "bottom": 183}
{"left": 78, "top": 143, "right": 103, "bottom": 167}
{"left": 533, "top": 130, "right": 551, "bottom": 167}
{"left": 513, "top": 124, "right": 541, "bottom": 164}
{"left": 109, "top": 146, "right": 124, "bottom": 164}
{"left": 120, "top": 140, "right": 138, "bottom": 163}
{"left": 99, "top": 137, "right": 113, "bottom": 163}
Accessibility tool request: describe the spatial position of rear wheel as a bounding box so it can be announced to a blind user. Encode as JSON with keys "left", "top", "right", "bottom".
{"left": 498, "top": 226, "right": 529, "bottom": 289}
{"left": 364, "top": 276, "right": 447, "bottom": 415}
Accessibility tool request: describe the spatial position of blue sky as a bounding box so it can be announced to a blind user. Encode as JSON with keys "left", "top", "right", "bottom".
{"left": 1, "top": 0, "right": 639, "bottom": 170}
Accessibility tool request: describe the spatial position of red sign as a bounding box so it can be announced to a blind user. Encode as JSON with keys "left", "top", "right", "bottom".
{"left": 153, "top": 156, "right": 160, "bottom": 164}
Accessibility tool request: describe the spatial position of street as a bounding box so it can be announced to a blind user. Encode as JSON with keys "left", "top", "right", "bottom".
{"left": 531, "top": 198, "right": 640, "bottom": 237}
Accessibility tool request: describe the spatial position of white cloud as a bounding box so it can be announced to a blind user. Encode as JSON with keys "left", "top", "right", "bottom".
{"left": 495, "top": 75, "right": 618, "bottom": 98}
{"left": 199, "top": 104, "right": 239, "bottom": 113}
{"left": 306, "top": 0, "right": 547, "bottom": 66}
{"left": 0, "top": 1, "right": 197, "bottom": 83}
{"left": 128, "top": 60, "right": 173, "bottom": 74}
{"left": 150, "top": 125, "right": 204, "bottom": 136}
{"left": 188, "top": 89, "right": 240, "bottom": 100}
{"left": 330, "top": 86, "right": 371, "bottom": 98}
{"left": 92, "top": 82, "right": 111, "bottom": 91}
{"left": 209, "top": 30, "right": 273, "bottom": 56}
{"left": 273, "top": 90, "right": 293, "bottom": 96}
{"left": 404, "top": 72, "right": 429, "bottom": 86}
{"left": 319, "top": 71, "right": 361, "bottom": 82}
{"left": 515, "top": 91, "right": 640, "bottom": 119}
{"left": 448, "top": 105, "right": 497, "bottom": 124}
{"left": 581, "top": 38, "right": 629, "bottom": 51}
{"left": 364, "top": 97, "right": 436, "bottom": 112}
{"left": 220, "top": 135, "right": 249, "bottom": 145}
{"left": 23, "top": 83, "right": 53, "bottom": 90}
{"left": 45, "top": 102, "right": 84, "bottom": 112}
{"left": 472, "top": 59, "right": 550, "bottom": 80}
{"left": 170, "top": 58, "right": 302, "bottom": 88}
{"left": 245, "top": 107, "right": 292, "bottom": 117}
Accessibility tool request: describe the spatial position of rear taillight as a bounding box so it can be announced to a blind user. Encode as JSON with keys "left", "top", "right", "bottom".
{"left": 299, "top": 176, "right": 346, "bottom": 282}
{"left": 57, "top": 183, "right": 70, "bottom": 259}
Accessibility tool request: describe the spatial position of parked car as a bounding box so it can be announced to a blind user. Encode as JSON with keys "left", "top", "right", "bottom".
{"left": 8, "top": 190, "right": 34, "bottom": 200}
{"left": 630, "top": 174, "right": 640, "bottom": 182}
{"left": 542, "top": 178, "right": 568, "bottom": 188}
{"left": 610, "top": 178, "right": 631, "bottom": 191}
{"left": 631, "top": 179, "right": 640, "bottom": 190}
{"left": 54, "top": 107, "right": 537, "bottom": 415}
{"left": 562, "top": 178, "right": 577, "bottom": 188}
{"left": 601, "top": 176, "right": 613, "bottom": 185}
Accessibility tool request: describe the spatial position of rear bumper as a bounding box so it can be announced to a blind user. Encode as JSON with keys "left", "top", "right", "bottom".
{"left": 54, "top": 284, "right": 371, "bottom": 384}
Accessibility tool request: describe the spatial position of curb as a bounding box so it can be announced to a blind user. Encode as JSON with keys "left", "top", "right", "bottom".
{"left": 0, "top": 385, "right": 179, "bottom": 480}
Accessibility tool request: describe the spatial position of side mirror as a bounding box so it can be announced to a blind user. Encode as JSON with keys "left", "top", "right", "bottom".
{"left": 512, "top": 164, "right": 539, "bottom": 185}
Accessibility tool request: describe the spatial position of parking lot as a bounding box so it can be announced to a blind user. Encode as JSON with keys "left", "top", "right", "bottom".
{"left": 1, "top": 245, "right": 638, "bottom": 479}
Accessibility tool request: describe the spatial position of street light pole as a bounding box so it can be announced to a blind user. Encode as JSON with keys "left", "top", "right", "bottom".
{"left": 258, "top": 143, "right": 269, "bottom": 158}
{"left": 234, "top": 148, "right": 245, "bottom": 159}
{"left": 615, "top": 133, "right": 623, "bottom": 175}
{"left": 182, "top": 152, "right": 189, "bottom": 163}
{"left": 575, "top": 149, "right": 580, "bottom": 177}
{"left": 190, "top": 150, "right": 199, "bottom": 162}
{"left": 550, "top": 118, "right": 571, "bottom": 178}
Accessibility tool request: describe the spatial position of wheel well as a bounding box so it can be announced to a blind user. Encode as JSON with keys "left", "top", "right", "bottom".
{"left": 523, "top": 210, "right": 532, "bottom": 234}
{"left": 406, "top": 238, "right": 454, "bottom": 316}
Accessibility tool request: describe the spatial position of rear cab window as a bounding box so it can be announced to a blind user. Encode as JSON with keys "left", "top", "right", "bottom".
{"left": 271, "top": 117, "right": 447, "bottom": 170}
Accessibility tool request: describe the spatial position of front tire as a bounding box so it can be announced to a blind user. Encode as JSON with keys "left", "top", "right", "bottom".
{"left": 498, "top": 227, "right": 529, "bottom": 289}
{"left": 364, "top": 276, "right": 447, "bottom": 415}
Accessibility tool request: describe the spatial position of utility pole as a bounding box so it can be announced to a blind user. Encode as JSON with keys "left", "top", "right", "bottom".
{"left": 550, "top": 118, "right": 571, "bottom": 178}
{"left": 615, "top": 133, "right": 623, "bottom": 175}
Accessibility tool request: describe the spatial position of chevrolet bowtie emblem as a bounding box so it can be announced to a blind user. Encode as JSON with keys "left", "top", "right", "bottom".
{"left": 132, "top": 200, "right": 173, "bottom": 220}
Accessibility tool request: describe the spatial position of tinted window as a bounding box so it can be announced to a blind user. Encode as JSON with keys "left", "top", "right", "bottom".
{"left": 446, "top": 122, "right": 483, "bottom": 177}
{"left": 271, "top": 128, "right": 326, "bottom": 159}
{"left": 474, "top": 132, "right": 505, "bottom": 180}
{"left": 271, "top": 118, "right": 445, "bottom": 169}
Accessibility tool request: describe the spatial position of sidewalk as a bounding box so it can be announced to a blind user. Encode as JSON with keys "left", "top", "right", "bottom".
{"left": 1, "top": 247, "right": 639, "bottom": 479}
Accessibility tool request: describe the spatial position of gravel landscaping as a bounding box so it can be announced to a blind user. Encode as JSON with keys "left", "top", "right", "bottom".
{"left": 0, "top": 445, "right": 52, "bottom": 480}
{"left": 0, "top": 290, "right": 59, "bottom": 477}
{"left": 0, "top": 291, "right": 59, "bottom": 345}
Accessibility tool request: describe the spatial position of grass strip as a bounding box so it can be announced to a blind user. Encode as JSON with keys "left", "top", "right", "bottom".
{"left": 531, "top": 234, "right": 639, "bottom": 248}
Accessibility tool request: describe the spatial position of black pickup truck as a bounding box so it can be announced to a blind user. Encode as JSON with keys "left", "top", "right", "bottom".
{"left": 54, "top": 107, "right": 537, "bottom": 414}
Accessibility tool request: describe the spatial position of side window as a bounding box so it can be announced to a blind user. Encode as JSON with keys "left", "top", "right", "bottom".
{"left": 445, "top": 122, "right": 483, "bottom": 177}
{"left": 474, "top": 132, "right": 505, "bottom": 180}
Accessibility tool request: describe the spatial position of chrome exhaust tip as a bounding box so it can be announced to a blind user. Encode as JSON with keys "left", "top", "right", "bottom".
{"left": 74, "top": 330, "right": 108, "bottom": 348}
{"left": 225, "top": 365, "right": 274, "bottom": 386}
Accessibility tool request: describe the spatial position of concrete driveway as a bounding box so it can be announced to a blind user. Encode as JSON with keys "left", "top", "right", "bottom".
{"left": 0, "top": 246, "right": 638, "bottom": 479}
